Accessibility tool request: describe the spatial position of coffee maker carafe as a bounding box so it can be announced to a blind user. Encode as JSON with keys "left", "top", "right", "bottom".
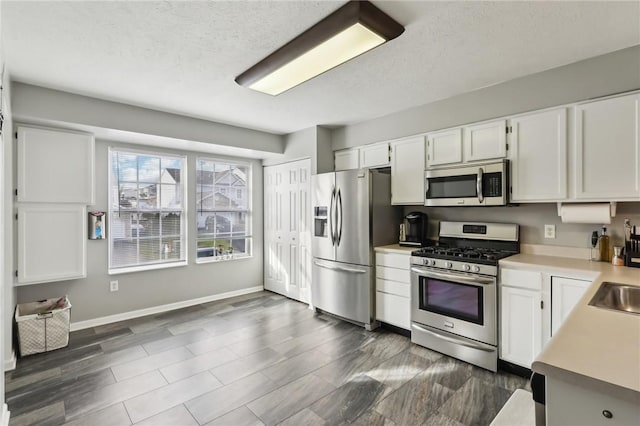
{"left": 399, "top": 212, "right": 428, "bottom": 247}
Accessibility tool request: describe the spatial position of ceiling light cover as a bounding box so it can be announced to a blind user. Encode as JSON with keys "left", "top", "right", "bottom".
{"left": 235, "top": 1, "right": 404, "bottom": 96}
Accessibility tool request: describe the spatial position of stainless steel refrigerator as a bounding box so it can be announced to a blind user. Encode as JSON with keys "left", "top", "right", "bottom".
{"left": 311, "top": 168, "right": 398, "bottom": 329}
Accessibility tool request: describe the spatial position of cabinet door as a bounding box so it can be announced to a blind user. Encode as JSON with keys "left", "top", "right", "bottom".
{"left": 17, "top": 126, "right": 95, "bottom": 204}
{"left": 575, "top": 93, "right": 640, "bottom": 200}
{"left": 376, "top": 292, "right": 410, "bottom": 330}
{"left": 464, "top": 119, "right": 507, "bottom": 162}
{"left": 551, "top": 276, "right": 590, "bottom": 336}
{"left": 426, "top": 128, "right": 462, "bottom": 167}
{"left": 334, "top": 149, "right": 360, "bottom": 171}
{"left": 18, "top": 204, "right": 87, "bottom": 284}
{"left": 360, "top": 143, "right": 390, "bottom": 168}
{"left": 391, "top": 136, "right": 426, "bottom": 205}
{"left": 510, "top": 108, "right": 568, "bottom": 202}
{"left": 500, "top": 286, "right": 542, "bottom": 368}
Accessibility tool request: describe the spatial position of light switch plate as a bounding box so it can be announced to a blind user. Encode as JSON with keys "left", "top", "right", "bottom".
{"left": 110, "top": 280, "right": 119, "bottom": 292}
{"left": 544, "top": 224, "right": 556, "bottom": 239}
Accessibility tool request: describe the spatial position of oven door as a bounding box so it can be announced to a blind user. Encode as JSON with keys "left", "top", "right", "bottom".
{"left": 424, "top": 161, "right": 507, "bottom": 207}
{"left": 411, "top": 266, "right": 497, "bottom": 345}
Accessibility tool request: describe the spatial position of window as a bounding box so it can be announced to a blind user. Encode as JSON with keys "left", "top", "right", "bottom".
{"left": 109, "top": 149, "right": 187, "bottom": 272}
{"left": 196, "top": 158, "right": 251, "bottom": 261}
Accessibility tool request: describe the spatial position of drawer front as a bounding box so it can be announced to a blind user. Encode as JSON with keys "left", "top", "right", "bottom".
{"left": 376, "top": 292, "right": 410, "bottom": 330}
{"left": 376, "top": 252, "right": 410, "bottom": 269}
{"left": 376, "top": 265, "right": 410, "bottom": 283}
{"left": 376, "top": 278, "right": 411, "bottom": 298}
{"left": 500, "top": 268, "right": 542, "bottom": 291}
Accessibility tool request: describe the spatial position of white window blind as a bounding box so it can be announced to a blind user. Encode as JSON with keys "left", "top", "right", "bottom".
{"left": 109, "top": 149, "right": 187, "bottom": 272}
{"left": 196, "top": 158, "right": 252, "bottom": 261}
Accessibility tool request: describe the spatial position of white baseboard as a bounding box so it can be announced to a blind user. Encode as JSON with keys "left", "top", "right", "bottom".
{"left": 1, "top": 403, "right": 9, "bottom": 426}
{"left": 3, "top": 350, "right": 16, "bottom": 371}
{"left": 70, "top": 286, "right": 264, "bottom": 331}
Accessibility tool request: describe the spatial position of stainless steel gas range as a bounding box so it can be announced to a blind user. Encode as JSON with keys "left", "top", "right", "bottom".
{"left": 410, "top": 221, "right": 519, "bottom": 372}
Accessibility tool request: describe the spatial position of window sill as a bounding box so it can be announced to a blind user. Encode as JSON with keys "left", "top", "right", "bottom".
{"left": 196, "top": 255, "right": 253, "bottom": 265}
{"left": 109, "top": 260, "right": 188, "bottom": 275}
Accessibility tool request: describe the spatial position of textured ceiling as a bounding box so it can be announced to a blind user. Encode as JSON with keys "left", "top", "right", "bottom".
{"left": 3, "top": 1, "right": 640, "bottom": 135}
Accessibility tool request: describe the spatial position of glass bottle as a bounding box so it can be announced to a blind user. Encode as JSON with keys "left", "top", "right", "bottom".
{"left": 612, "top": 246, "right": 624, "bottom": 266}
{"left": 598, "top": 227, "right": 610, "bottom": 262}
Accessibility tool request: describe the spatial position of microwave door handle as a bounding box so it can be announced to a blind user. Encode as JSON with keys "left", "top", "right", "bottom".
{"left": 477, "top": 167, "right": 484, "bottom": 204}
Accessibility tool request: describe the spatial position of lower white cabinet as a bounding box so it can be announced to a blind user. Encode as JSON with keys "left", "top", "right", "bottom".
{"left": 500, "top": 266, "right": 594, "bottom": 368}
{"left": 375, "top": 249, "right": 412, "bottom": 330}
{"left": 17, "top": 204, "right": 87, "bottom": 285}
{"left": 551, "top": 276, "right": 590, "bottom": 336}
{"left": 500, "top": 285, "right": 542, "bottom": 368}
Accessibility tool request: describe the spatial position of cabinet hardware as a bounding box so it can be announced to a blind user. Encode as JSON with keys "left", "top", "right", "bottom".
{"left": 15, "top": 213, "right": 18, "bottom": 220}
{"left": 540, "top": 300, "right": 544, "bottom": 309}
{"left": 14, "top": 189, "right": 17, "bottom": 196}
{"left": 506, "top": 143, "right": 509, "bottom": 151}
{"left": 602, "top": 410, "right": 613, "bottom": 419}
{"left": 15, "top": 270, "right": 18, "bottom": 277}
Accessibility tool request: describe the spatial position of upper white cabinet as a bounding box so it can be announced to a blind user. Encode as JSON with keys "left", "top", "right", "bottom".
{"left": 464, "top": 119, "right": 507, "bottom": 162}
{"left": 509, "top": 108, "right": 568, "bottom": 202}
{"left": 334, "top": 148, "right": 360, "bottom": 171}
{"left": 426, "top": 128, "right": 462, "bottom": 167}
{"left": 360, "top": 142, "right": 390, "bottom": 168}
{"left": 17, "top": 126, "right": 95, "bottom": 204}
{"left": 17, "top": 204, "right": 87, "bottom": 285}
{"left": 574, "top": 93, "right": 640, "bottom": 200}
{"left": 391, "top": 136, "right": 426, "bottom": 205}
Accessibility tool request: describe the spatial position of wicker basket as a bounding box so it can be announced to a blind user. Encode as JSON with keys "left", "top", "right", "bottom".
{"left": 15, "top": 296, "right": 72, "bottom": 356}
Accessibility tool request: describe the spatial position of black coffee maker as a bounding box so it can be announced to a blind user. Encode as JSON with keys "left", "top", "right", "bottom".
{"left": 399, "top": 212, "right": 429, "bottom": 247}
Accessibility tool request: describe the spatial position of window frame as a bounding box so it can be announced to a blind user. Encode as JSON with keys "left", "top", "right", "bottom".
{"left": 195, "top": 157, "right": 253, "bottom": 263}
{"left": 108, "top": 147, "right": 188, "bottom": 274}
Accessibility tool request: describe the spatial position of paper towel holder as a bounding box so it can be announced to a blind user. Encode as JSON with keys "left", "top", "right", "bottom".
{"left": 556, "top": 202, "right": 617, "bottom": 220}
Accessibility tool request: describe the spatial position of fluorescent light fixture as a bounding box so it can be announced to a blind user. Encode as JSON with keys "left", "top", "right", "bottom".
{"left": 235, "top": 1, "right": 404, "bottom": 96}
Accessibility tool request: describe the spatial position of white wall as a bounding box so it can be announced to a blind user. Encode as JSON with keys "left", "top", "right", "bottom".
{"left": 15, "top": 139, "right": 264, "bottom": 323}
{"left": 332, "top": 45, "right": 640, "bottom": 149}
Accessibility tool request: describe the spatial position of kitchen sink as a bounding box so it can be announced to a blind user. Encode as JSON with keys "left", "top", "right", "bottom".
{"left": 588, "top": 282, "right": 640, "bottom": 315}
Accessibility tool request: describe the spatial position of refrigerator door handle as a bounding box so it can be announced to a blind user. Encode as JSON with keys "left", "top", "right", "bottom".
{"left": 329, "top": 186, "right": 336, "bottom": 246}
{"left": 337, "top": 188, "right": 343, "bottom": 246}
{"left": 313, "top": 259, "right": 367, "bottom": 274}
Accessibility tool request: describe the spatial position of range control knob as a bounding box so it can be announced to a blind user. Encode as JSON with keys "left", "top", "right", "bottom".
{"left": 462, "top": 264, "right": 471, "bottom": 272}
{"left": 444, "top": 261, "right": 453, "bottom": 269}
{"left": 423, "top": 259, "right": 431, "bottom": 266}
{"left": 472, "top": 265, "right": 481, "bottom": 273}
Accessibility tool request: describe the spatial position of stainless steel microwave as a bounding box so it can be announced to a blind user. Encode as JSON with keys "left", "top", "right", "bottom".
{"left": 425, "top": 160, "right": 508, "bottom": 207}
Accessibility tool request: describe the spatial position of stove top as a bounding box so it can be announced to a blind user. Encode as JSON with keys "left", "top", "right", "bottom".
{"left": 411, "top": 245, "right": 518, "bottom": 265}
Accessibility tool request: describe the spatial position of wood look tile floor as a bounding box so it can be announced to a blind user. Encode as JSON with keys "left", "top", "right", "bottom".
{"left": 4, "top": 291, "right": 530, "bottom": 426}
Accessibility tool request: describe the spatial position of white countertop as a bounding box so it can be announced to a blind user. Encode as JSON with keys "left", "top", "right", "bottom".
{"left": 501, "top": 254, "right": 640, "bottom": 402}
{"left": 374, "top": 244, "right": 416, "bottom": 254}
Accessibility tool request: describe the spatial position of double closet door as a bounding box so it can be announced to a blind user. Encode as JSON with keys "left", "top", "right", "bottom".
{"left": 264, "top": 159, "right": 311, "bottom": 304}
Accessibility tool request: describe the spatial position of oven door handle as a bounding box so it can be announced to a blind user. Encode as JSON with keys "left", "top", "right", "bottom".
{"left": 410, "top": 267, "right": 494, "bottom": 286}
{"left": 412, "top": 323, "right": 495, "bottom": 352}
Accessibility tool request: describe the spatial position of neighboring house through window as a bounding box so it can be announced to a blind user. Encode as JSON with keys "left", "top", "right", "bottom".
{"left": 196, "top": 158, "right": 251, "bottom": 261}
{"left": 109, "top": 148, "right": 187, "bottom": 272}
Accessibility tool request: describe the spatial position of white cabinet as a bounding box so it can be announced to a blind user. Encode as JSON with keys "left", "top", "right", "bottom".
{"left": 575, "top": 93, "right": 640, "bottom": 200}
{"left": 17, "top": 204, "right": 87, "bottom": 285}
{"left": 500, "top": 266, "right": 594, "bottom": 368}
{"left": 426, "top": 128, "right": 462, "bottom": 167}
{"left": 464, "top": 119, "right": 507, "bottom": 162}
{"left": 264, "top": 159, "right": 312, "bottom": 303}
{"left": 360, "top": 142, "right": 390, "bottom": 168}
{"left": 334, "top": 148, "right": 360, "bottom": 171}
{"left": 546, "top": 377, "right": 640, "bottom": 426}
{"left": 17, "top": 126, "right": 95, "bottom": 204}
{"left": 390, "top": 136, "right": 426, "bottom": 205}
{"left": 509, "top": 108, "right": 568, "bottom": 202}
{"left": 500, "top": 286, "right": 542, "bottom": 368}
{"left": 500, "top": 268, "right": 543, "bottom": 368}
{"left": 551, "top": 276, "right": 590, "bottom": 336}
{"left": 375, "top": 250, "right": 411, "bottom": 330}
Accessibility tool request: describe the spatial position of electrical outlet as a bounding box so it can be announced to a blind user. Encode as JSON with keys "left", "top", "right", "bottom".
{"left": 109, "top": 280, "right": 119, "bottom": 292}
{"left": 544, "top": 224, "right": 556, "bottom": 239}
